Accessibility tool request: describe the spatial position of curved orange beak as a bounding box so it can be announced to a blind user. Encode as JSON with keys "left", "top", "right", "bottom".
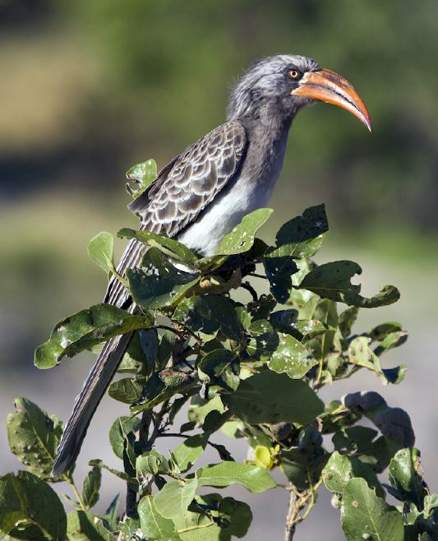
{"left": 292, "top": 68, "right": 372, "bottom": 132}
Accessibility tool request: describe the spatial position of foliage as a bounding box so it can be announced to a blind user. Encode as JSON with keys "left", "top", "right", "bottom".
{"left": 1, "top": 189, "right": 437, "bottom": 540}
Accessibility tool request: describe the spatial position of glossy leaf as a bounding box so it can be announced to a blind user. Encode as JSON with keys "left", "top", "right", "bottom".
{"left": 299, "top": 260, "right": 400, "bottom": 308}
{"left": 196, "top": 462, "right": 276, "bottom": 493}
{"left": 82, "top": 465, "right": 101, "bottom": 509}
{"left": 109, "top": 416, "right": 141, "bottom": 460}
{"left": 154, "top": 479, "right": 198, "bottom": 520}
{"left": 87, "top": 232, "right": 114, "bottom": 274}
{"left": 389, "top": 448, "right": 426, "bottom": 505}
{"left": 138, "top": 495, "right": 179, "bottom": 540}
{"left": 67, "top": 510, "right": 115, "bottom": 541}
{"left": 177, "top": 295, "right": 243, "bottom": 341}
{"left": 0, "top": 471, "right": 66, "bottom": 540}
{"left": 224, "top": 371, "right": 323, "bottom": 425}
{"left": 341, "top": 478, "right": 404, "bottom": 541}
{"left": 268, "top": 332, "right": 318, "bottom": 379}
{"left": 108, "top": 377, "right": 143, "bottom": 404}
{"left": 263, "top": 253, "right": 298, "bottom": 303}
{"left": 215, "top": 208, "right": 273, "bottom": 255}
{"left": 7, "top": 398, "right": 63, "bottom": 480}
{"left": 127, "top": 248, "right": 199, "bottom": 310}
{"left": 35, "top": 304, "right": 152, "bottom": 369}
{"left": 322, "top": 451, "right": 382, "bottom": 496}
{"left": 126, "top": 159, "right": 158, "bottom": 198}
{"left": 275, "top": 204, "right": 329, "bottom": 257}
{"left": 119, "top": 227, "right": 198, "bottom": 265}
{"left": 175, "top": 493, "right": 252, "bottom": 541}
{"left": 171, "top": 434, "right": 207, "bottom": 473}
{"left": 136, "top": 450, "right": 170, "bottom": 477}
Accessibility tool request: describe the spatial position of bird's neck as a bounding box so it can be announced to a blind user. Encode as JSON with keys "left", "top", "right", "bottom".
{"left": 238, "top": 100, "right": 296, "bottom": 186}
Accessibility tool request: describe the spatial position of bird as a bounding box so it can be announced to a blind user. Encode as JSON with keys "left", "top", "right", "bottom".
{"left": 52, "top": 54, "right": 371, "bottom": 476}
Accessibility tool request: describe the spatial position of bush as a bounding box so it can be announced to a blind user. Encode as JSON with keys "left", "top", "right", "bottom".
{"left": 1, "top": 163, "right": 437, "bottom": 540}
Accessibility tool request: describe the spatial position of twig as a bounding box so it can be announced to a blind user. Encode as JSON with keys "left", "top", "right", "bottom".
{"left": 240, "top": 281, "right": 258, "bottom": 302}
{"left": 64, "top": 475, "right": 86, "bottom": 511}
{"left": 156, "top": 323, "right": 202, "bottom": 344}
{"left": 284, "top": 479, "right": 321, "bottom": 540}
{"left": 284, "top": 490, "right": 297, "bottom": 541}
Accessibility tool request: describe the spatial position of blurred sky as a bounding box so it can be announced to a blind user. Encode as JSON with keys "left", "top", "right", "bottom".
{"left": 1, "top": 1, "right": 437, "bottom": 539}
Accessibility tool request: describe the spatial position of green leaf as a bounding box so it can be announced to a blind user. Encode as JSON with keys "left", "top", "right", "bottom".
{"left": 138, "top": 495, "right": 179, "bottom": 540}
{"left": 212, "top": 495, "right": 252, "bottom": 538}
{"left": 6, "top": 398, "right": 63, "bottom": 480}
{"left": 322, "top": 451, "right": 383, "bottom": 496}
{"left": 126, "top": 159, "right": 157, "bottom": 184}
{"left": 215, "top": 208, "right": 273, "bottom": 255}
{"left": 322, "top": 452, "right": 354, "bottom": 494}
{"left": 341, "top": 478, "right": 404, "bottom": 541}
{"left": 348, "top": 336, "right": 381, "bottom": 372}
{"left": 339, "top": 306, "right": 359, "bottom": 337}
{"left": 0, "top": 471, "right": 66, "bottom": 540}
{"left": 299, "top": 260, "right": 400, "bottom": 308}
{"left": 34, "top": 304, "right": 152, "bottom": 369}
{"left": 175, "top": 494, "right": 252, "bottom": 541}
{"left": 82, "top": 466, "right": 101, "bottom": 509}
{"left": 268, "top": 332, "right": 318, "bottom": 379}
{"left": 87, "top": 232, "right": 114, "bottom": 274}
{"left": 109, "top": 416, "right": 140, "bottom": 460}
{"left": 196, "top": 462, "right": 276, "bottom": 493}
{"left": 118, "top": 228, "right": 198, "bottom": 265}
{"left": 171, "top": 434, "right": 208, "bottom": 473}
{"left": 177, "top": 295, "right": 243, "bottom": 341}
{"left": 198, "top": 349, "right": 239, "bottom": 390}
{"left": 127, "top": 248, "right": 199, "bottom": 310}
{"left": 224, "top": 371, "right": 323, "bottom": 425}
{"left": 263, "top": 253, "right": 298, "bottom": 303}
{"left": 246, "top": 319, "right": 279, "bottom": 359}
{"left": 67, "top": 510, "right": 115, "bottom": 541}
{"left": 154, "top": 479, "right": 198, "bottom": 520}
{"left": 119, "top": 517, "right": 142, "bottom": 540}
{"left": 108, "top": 377, "right": 143, "bottom": 404}
{"left": 254, "top": 446, "right": 275, "bottom": 469}
{"left": 424, "top": 494, "right": 438, "bottom": 518}
{"left": 126, "top": 159, "right": 158, "bottom": 198}
{"left": 188, "top": 396, "right": 225, "bottom": 425}
{"left": 275, "top": 204, "right": 329, "bottom": 257}
{"left": 389, "top": 448, "right": 426, "bottom": 506}
{"left": 136, "top": 450, "right": 170, "bottom": 477}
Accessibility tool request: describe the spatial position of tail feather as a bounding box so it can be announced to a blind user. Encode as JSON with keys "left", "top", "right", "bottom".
{"left": 52, "top": 332, "right": 133, "bottom": 477}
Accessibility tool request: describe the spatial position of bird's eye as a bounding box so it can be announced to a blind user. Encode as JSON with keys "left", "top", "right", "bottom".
{"left": 288, "top": 69, "right": 302, "bottom": 80}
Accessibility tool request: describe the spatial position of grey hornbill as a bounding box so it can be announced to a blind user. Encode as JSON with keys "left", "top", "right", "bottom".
{"left": 52, "top": 54, "right": 371, "bottom": 476}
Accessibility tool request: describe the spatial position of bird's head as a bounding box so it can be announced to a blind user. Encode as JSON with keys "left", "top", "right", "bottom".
{"left": 228, "top": 54, "right": 371, "bottom": 131}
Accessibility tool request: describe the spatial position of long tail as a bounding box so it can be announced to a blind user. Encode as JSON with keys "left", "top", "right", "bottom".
{"left": 52, "top": 332, "right": 133, "bottom": 477}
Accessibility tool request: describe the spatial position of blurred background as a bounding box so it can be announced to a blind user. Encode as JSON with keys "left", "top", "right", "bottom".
{"left": 1, "top": 1, "right": 437, "bottom": 539}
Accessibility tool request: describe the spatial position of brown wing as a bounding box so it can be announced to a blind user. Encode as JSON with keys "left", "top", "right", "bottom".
{"left": 104, "top": 120, "right": 247, "bottom": 307}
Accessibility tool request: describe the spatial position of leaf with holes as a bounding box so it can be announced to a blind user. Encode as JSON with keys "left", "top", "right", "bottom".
{"left": 216, "top": 208, "right": 273, "bottom": 255}
{"left": 7, "top": 398, "right": 63, "bottom": 480}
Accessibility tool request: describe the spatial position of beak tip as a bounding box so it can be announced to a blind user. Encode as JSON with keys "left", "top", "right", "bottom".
{"left": 365, "top": 117, "right": 373, "bottom": 133}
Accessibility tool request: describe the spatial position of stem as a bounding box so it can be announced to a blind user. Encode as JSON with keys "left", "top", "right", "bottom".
{"left": 284, "top": 490, "right": 297, "bottom": 541}
{"left": 284, "top": 479, "right": 321, "bottom": 540}
{"left": 64, "top": 475, "right": 86, "bottom": 511}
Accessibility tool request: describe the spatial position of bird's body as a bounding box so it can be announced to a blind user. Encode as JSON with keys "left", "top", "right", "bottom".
{"left": 52, "top": 54, "right": 371, "bottom": 476}
{"left": 180, "top": 118, "right": 290, "bottom": 255}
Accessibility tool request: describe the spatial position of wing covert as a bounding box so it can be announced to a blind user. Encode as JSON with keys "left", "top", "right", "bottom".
{"left": 104, "top": 120, "right": 247, "bottom": 307}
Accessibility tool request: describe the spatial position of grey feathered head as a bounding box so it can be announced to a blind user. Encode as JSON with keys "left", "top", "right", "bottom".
{"left": 227, "top": 55, "right": 320, "bottom": 120}
{"left": 227, "top": 54, "right": 372, "bottom": 131}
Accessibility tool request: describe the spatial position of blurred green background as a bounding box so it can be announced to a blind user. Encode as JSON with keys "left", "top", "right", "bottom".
{"left": 1, "top": 1, "right": 437, "bottom": 539}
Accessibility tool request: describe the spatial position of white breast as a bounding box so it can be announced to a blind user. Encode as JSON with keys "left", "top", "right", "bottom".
{"left": 178, "top": 175, "right": 276, "bottom": 256}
